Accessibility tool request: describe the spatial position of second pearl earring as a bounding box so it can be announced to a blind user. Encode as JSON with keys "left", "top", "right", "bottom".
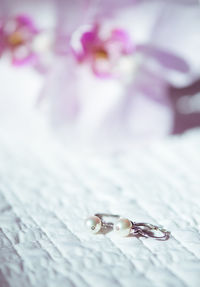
{"left": 114, "top": 218, "right": 132, "bottom": 237}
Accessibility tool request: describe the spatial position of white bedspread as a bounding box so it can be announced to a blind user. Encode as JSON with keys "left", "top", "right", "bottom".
{"left": 0, "top": 129, "right": 200, "bottom": 287}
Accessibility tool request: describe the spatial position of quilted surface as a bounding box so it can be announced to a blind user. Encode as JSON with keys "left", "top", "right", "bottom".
{"left": 0, "top": 129, "right": 200, "bottom": 287}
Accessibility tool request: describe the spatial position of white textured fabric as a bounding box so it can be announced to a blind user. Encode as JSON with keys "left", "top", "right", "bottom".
{"left": 0, "top": 129, "right": 200, "bottom": 287}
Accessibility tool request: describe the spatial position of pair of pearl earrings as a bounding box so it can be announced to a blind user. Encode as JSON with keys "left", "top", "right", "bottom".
{"left": 85, "top": 213, "right": 170, "bottom": 240}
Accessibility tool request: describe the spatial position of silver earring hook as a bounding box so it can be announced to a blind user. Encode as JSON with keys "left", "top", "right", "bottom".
{"left": 94, "top": 213, "right": 119, "bottom": 228}
{"left": 131, "top": 222, "right": 170, "bottom": 240}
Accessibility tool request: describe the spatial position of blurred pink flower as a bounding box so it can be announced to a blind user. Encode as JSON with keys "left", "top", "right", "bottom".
{"left": 0, "top": 14, "right": 39, "bottom": 65}
{"left": 0, "top": 13, "right": 55, "bottom": 72}
{"left": 72, "top": 24, "right": 134, "bottom": 77}
{"left": 41, "top": 0, "right": 200, "bottom": 148}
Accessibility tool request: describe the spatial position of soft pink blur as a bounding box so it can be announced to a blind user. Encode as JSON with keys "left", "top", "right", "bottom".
{"left": 40, "top": 0, "right": 200, "bottom": 148}
{"left": 0, "top": 0, "right": 199, "bottom": 150}
{"left": 0, "top": 14, "right": 39, "bottom": 65}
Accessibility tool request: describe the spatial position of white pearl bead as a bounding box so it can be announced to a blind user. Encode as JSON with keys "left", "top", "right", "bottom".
{"left": 85, "top": 216, "right": 102, "bottom": 234}
{"left": 114, "top": 218, "right": 132, "bottom": 237}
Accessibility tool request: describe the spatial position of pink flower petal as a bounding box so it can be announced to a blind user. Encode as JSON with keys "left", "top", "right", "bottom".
{"left": 15, "top": 14, "right": 39, "bottom": 34}
{"left": 40, "top": 57, "right": 81, "bottom": 125}
{"left": 136, "top": 44, "right": 189, "bottom": 73}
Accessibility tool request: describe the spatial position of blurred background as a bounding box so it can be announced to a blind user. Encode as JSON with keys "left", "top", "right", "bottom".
{"left": 0, "top": 0, "right": 200, "bottom": 151}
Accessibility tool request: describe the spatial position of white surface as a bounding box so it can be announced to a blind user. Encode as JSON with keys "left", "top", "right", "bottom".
{"left": 0, "top": 129, "right": 200, "bottom": 287}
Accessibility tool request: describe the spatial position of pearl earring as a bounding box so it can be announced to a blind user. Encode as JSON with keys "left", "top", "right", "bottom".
{"left": 85, "top": 215, "right": 102, "bottom": 234}
{"left": 85, "top": 213, "right": 170, "bottom": 240}
{"left": 114, "top": 218, "right": 132, "bottom": 237}
{"left": 85, "top": 213, "right": 119, "bottom": 234}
